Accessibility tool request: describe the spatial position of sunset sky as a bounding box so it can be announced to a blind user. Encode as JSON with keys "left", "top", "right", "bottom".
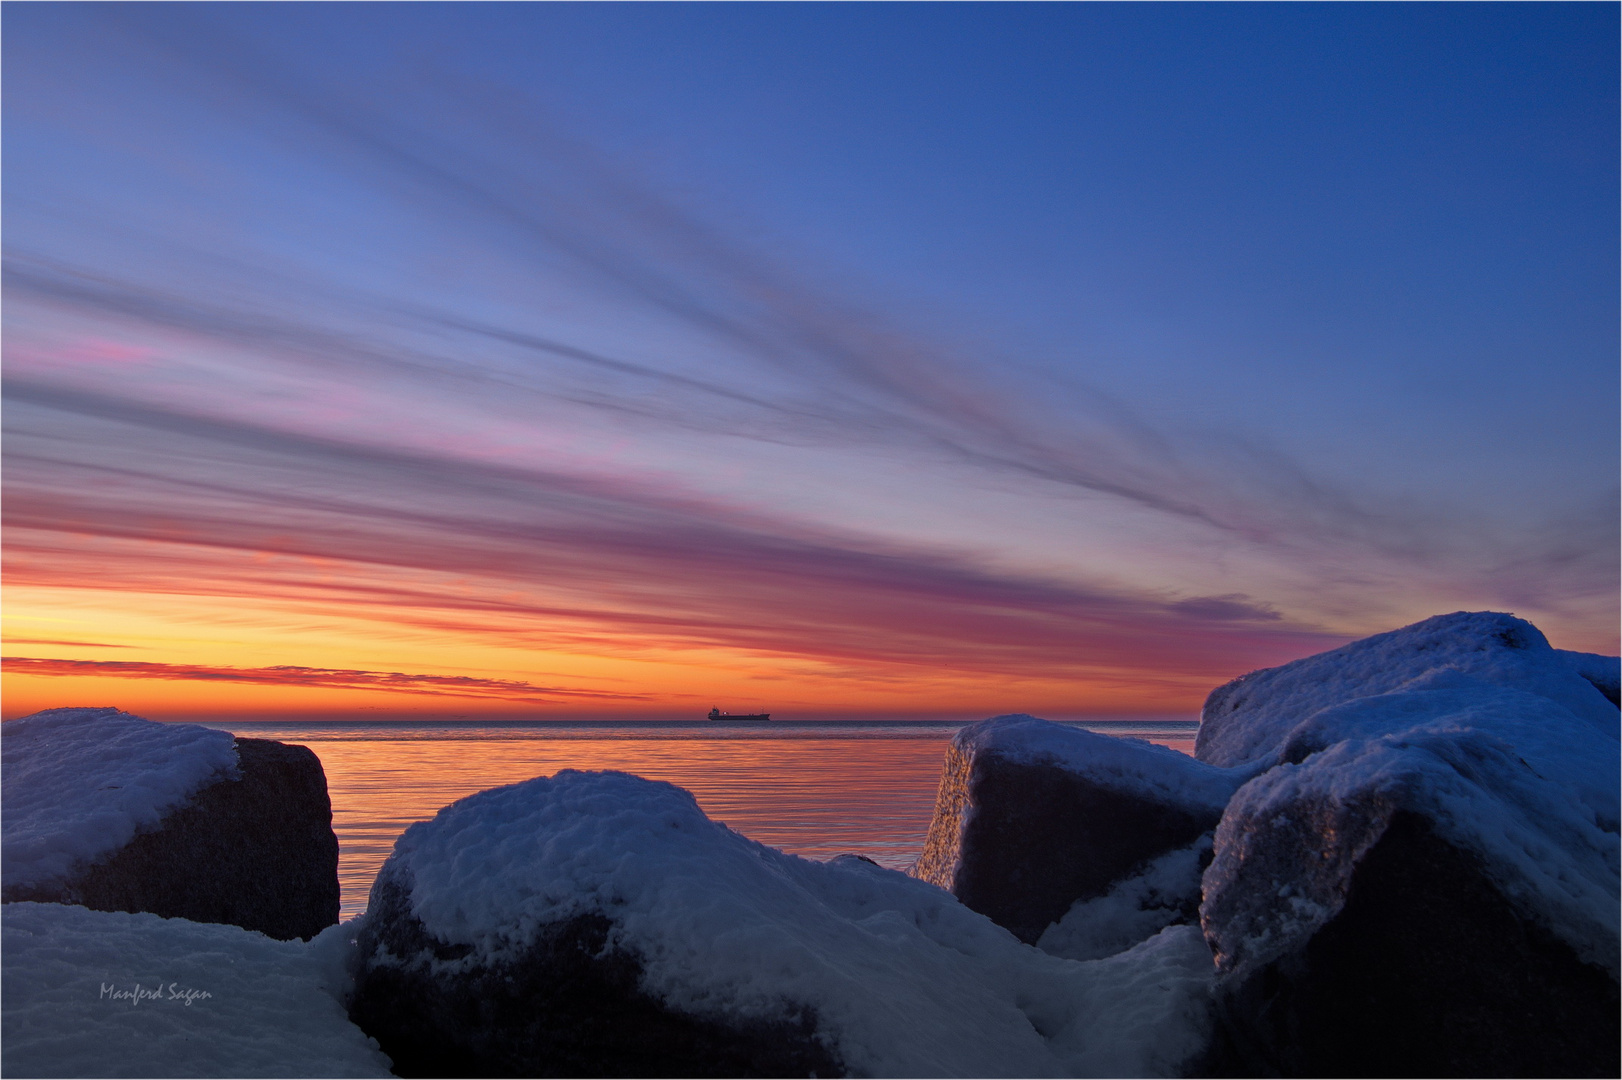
{"left": 4, "top": 3, "right": 1617, "bottom": 720}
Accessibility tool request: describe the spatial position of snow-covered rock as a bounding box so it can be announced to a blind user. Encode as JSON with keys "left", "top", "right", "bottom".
{"left": 1194, "top": 613, "right": 1621, "bottom": 1077}
{"left": 3, "top": 707, "right": 239, "bottom": 890}
{"left": 3, "top": 707, "right": 340, "bottom": 940}
{"left": 914, "top": 715, "right": 1240, "bottom": 945}
{"left": 0, "top": 902, "right": 392, "bottom": 1078}
{"left": 348, "top": 768, "right": 1219, "bottom": 1078}
{"left": 1194, "top": 610, "right": 1617, "bottom": 769}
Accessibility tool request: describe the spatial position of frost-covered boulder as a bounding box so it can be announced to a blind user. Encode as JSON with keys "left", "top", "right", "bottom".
{"left": 1, "top": 902, "right": 392, "bottom": 1078}
{"left": 914, "top": 715, "right": 1239, "bottom": 945}
{"left": 1194, "top": 613, "right": 1621, "bottom": 1077}
{"left": 3, "top": 707, "right": 340, "bottom": 941}
{"left": 1195, "top": 610, "right": 1618, "bottom": 769}
{"left": 348, "top": 769, "right": 1219, "bottom": 1078}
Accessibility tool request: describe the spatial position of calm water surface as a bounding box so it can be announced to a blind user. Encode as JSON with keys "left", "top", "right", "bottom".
{"left": 213, "top": 720, "right": 1199, "bottom": 919}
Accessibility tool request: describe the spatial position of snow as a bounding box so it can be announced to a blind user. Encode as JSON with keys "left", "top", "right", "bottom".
{"left": 1196, "top": 611, "right": 1619, "bottom": 769}
{"left": 2, "top": 708, "right": 240, "bottom": 892}
{"left": 368, "top": 768, "right": 1218, "bottom": 1078}
{"left": 1051, "top": 925, "right": 1220, "bottom": 1079}
{"left": 1037, "top": 836, "right": 1210, "bottom": 962}
{"left": 1559, "top": 649, "right": 1621, "bottom": 705}
{"left": 957, "top": 714, "right": 1240, "bottom": 812}
{"left": 1196, "top": 613, "right": 1621, "bottom": 982}
{"left": 1, "top": 902, "right": 392, "bottom": 1078}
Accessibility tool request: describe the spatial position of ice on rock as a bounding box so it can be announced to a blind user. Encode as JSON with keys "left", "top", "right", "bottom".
{"left": 348, "top": 768, "right": 1219, "bottom": 1078}
{"left": 2, "top": 707, "right": 239, "bottom": 892}
{"left": 0, "top": 902, "right": 392, "bottom": 1078}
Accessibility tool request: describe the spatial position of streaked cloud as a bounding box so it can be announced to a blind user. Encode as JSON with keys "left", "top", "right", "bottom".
{"left": 2, "top": 657, "right": 645, "bottom": 703}
{"left": 0, "top": 10, "right": 1502, "bottom": 548}
{"left": 3, "top": 5, "right": 1613, "bottom": 718}
{"left": 3, "top": 377, "right": 1337, "bottom": 685}
{"left": 3, "top": 639, "right": 135, "bottom": 649}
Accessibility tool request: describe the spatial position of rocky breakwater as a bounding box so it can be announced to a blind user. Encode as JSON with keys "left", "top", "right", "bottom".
{"left": 2, "top": 706, "right": 339, "bottom": 941}
{"left": 911, "top": 612, "right": 1618, "bottom": 1077}
{"left": 346, "top": 769, "right": 1218, "bottom": 1078}
{"left": 1195, "top": 611, "right": 1620, "bottom": 1078}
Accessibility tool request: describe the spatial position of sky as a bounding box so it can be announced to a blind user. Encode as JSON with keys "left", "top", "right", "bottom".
{"left": 4, "top": 2, "right": 1617, "bottom": 721}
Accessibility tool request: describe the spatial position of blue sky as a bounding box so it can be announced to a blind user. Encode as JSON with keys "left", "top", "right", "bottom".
{"left": 3, "top": 3, "right": 1616, "bottom": 718}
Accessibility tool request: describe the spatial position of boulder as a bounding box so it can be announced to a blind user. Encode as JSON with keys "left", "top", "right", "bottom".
{"left": 347, "top": 768, "right": 1220, "bottom": 1079}
{"left": 2, "top": 707, "right": 339, "bottom": 941}
{"left": 1195, "top": 613, "right": 1621, "bottom": 1077}
{"left": 913, "top": 715, "right": 1239, "bottom": 945}
{"left": 352, "top": 877, "right": 840, "bottom": 1079}
{"left": 1208, "top": 807, "right": 1619, "bottom": 1077}
{"left": 1195, "top": 610, "right": 1618, "bottom": 770}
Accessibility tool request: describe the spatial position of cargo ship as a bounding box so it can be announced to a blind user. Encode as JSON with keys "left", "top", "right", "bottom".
{"left": 707, "top": 707, "right": 771, "bottom": 721}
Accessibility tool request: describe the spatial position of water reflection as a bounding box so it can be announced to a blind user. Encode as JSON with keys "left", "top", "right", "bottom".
{"left": 216, "top": 721, "right": 1198, "bottom": 919}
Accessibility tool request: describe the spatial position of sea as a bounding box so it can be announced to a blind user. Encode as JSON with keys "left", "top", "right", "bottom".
{"left": 209, "top": 719, "right": 1201, "bottom": 920}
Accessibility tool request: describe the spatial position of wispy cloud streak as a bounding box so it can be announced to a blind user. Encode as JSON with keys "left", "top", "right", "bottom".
{"left": 4, "top": 378, "right": 1333, "bottom": 682}
{"left": 3, "top": 658, "right": 644, "bottom": 703}
{"left": 8, "top": 6, "right": 1562, "bottom": 565}
{"left": 3, "top": 2, "right": 1614, "bottom": 701}
{"left": 4, "top": 640, "right": 134, "bottom": 650}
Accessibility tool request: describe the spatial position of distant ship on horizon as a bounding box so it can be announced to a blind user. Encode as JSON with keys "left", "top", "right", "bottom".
{"left": 707, "top": 707, "right": 772, "bottom": 722}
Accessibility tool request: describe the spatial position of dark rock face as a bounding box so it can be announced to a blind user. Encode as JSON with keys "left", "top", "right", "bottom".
{"left": 5, "top": 739, "right": 339, "bottom": 941}
{"left": 349, "top": 877, "right": 845, "bottom": 1079}
{"left": 1209, "top": 811, "right": 1620, "bottom": 1079}
{"left": 914, "top": 716, "right": 1234, "bottom": 944}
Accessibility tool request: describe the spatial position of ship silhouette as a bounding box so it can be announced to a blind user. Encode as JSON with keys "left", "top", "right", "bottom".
{"left": 707, "top": 707, "right": 771, "bottom": 721}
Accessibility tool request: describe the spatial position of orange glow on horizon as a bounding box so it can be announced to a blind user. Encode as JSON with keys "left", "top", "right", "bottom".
{"left": 0, "top": 662, "right": 1213, "bottom": 722}
{"left": 3, "top": 534, "right": 1329, "bottom": 721}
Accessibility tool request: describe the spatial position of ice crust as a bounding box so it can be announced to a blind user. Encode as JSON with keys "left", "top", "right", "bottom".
{"left": 1196, "top": 612, "right": 1621, "bottom": 979}
{"left": 0, "top": 902, "right": 392, "bottom": 1078}
{"left": 1196, "top": 611, "right": 1618, "bottom": 769}
{"left": 958, "top": 714, "right": 1240, "bottom": 812}
{"left": 370, "top": 768, "right": 1218, "bottom": 1078}
{"left": 2, "top": 708, "right": 240, "bottom": 891}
